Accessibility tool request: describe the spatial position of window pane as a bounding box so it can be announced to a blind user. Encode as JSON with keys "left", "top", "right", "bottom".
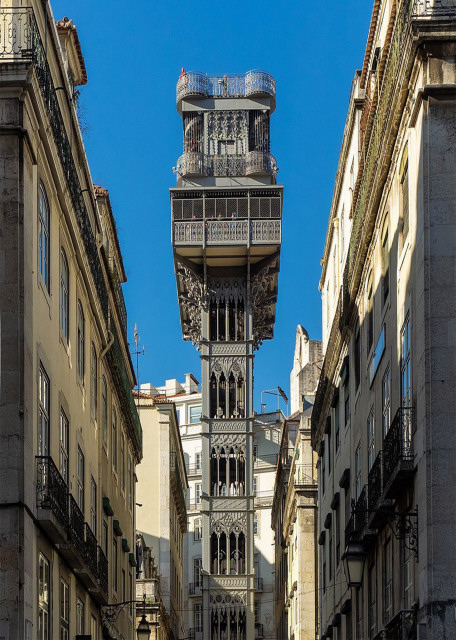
{"left": 60, "top": 249, "right": 69, "bottom": 342}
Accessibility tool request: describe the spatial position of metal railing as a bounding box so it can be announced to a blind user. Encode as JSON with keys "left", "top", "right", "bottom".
{"left": 413, "top": 0, "right": 456, "bottom": 15}
{"left": 173, "top": 220, "right": 281, "bottom": 246}
{"left": 188, "top": 501, "right": 203, "bottom": 511}
{"left": 68, "top": 494, "right": 86, "bottom": 558}
{"left": 84, "top": 523, "right": 99, "bottom": 578}
{"left": 175, "top": 151, "right": 277, "bottom": 178}
{"left": 186, "top": 463, "right": 203, "bottom": 476}
{"left": 171, "top": 193, "right": 282, "bottom": 221}
{"left": 188, "top": 628, "right": 203, "bottom": 640}
{"left": 36, "top": 456, "right": 68, "bottom": 531}
{"left": 385, "top": 609, "right": 416, "bottom": 639}
{"left": 254, "top": 454, "right": 279, "bottom": 469}
{"left": 368, "top": 451, "right": 383, "bottom": 511}
{"left": 98, "top": 546, "right": 108, "bottom": 596}
{"left": 188, "top": 582, "right": 202, "bottom": 596}
{"left": 108, "top": 258, "right": 127, "bottom": 337}
{"left": 254, "top": 490, "right": 274, "bottom": 506}
{"left": 383, "top": 407, "right": 413, "bottom": 485}
{"left": 176, "top": 70, "right": 275, "bottom": 104}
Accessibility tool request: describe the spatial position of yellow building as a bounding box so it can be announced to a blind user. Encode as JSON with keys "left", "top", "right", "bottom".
{"left": 0, "top": 4, "right": 142, "bottom": 639}
{"left": 135, "top": 393, "right": 188, "bottom": 640}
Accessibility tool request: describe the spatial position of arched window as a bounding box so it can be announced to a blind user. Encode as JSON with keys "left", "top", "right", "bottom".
{"left": 39, "top": 183, "right": 50, "bottom": 292}
{"left": 211, "top": 446, "right": 245, "bottom": 496}
{"left": 77, "top": 301, "right": 85, "bottom": 382}
{"left": 194, "top": 517, "right": 202, "bottom": 541}
{"left": 101, "top": 375, "right": 108, "bottom": 447}
{"left": 90, "top": 343, "right": 97, "bottom": 417}
{"left": 60, "top": 248, "right": 69, "bottom": 342}
{"left": 211, "top": 531, "right": 227, "bottom": 575}
{"left": 112, "top": 406, "right": 118, "bottom": 472}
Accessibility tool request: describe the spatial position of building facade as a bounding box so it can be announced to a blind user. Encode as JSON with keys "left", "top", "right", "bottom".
{"left": 0, "top": 4, "right": 142, "bottom": 640}
{"left": 312, "top": 2, "right": 456, "bottom": 639}
{"left": 272, "top": 327, "right": 321, "bottom": 640}
{"left": 135, "top": 394, "right": 188, "bottom": 640}
{"left": 141, "top": 376, "right": 283, "bottom": 640}
{"left": 171, "top": 69, "right": 282, "bottom": 639}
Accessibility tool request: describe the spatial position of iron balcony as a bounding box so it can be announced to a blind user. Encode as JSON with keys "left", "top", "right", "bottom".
{"left": 175, "top": 151, "right": 278, "bottom": 178}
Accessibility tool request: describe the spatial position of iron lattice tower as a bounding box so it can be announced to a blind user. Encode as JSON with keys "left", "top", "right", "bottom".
{"left": 171, "top": 70, "right": 282, "bottom": 640}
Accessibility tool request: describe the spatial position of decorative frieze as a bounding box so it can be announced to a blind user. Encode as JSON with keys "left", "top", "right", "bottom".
{"left": 210, "top": 433, "right": 246, "bottom": 449}
{"left": 210, "top": 342, "right": 247, "bottom": 356}
{"left": 176, "top": 262, "right": 206, "bottom": 347}
{"left": 209, "top": 497, "right": 248, "bottom": 512}
{"left": 211, "top": 511, "right": 246, "bottom": 533}
{"left": 210, "top": 419, "right": 247, "bottom": 432}
{"left": 210, "top": 356, "right": 246, "bottom": 379}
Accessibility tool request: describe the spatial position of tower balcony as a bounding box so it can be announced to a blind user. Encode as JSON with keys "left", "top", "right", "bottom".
{"left": 175, "top": 151, "right": 278, "bottom": 178}
{"left": 176, "top": 70, "right": 276, "bottom": 112}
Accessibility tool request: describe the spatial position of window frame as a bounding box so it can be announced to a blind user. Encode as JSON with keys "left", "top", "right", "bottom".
{"left": 39, "top": 364, "right": 50, "bottom": 457}
{"left": 77, "top": 445, "right": 85, "bottom": 513}
{"left": 59, "top": 247, "right": 69, "bottom": 343}
{"left": 38, "top": 552, "right": 50, "bottom": 640}
{"left": 77, "top": 301, "right": 85, "bottom": 383}
{"left": 190, "top": 405, "right": 202, "bottom": 424}
{"left": 60, "top": 577, "right": 70, "bottom": 640}
{"left": 101, "top": 375, "right": 108, "bottom": 449}
{"left": 38, "top": 182, "right": 50, "bottom": 293}
{"left": 60, "top": 408, "right": 69, "bottom": 485}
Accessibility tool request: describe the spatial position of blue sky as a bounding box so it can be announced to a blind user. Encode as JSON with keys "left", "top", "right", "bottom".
{"left": 51, "top": 0, "right": 373, "bottom": 413}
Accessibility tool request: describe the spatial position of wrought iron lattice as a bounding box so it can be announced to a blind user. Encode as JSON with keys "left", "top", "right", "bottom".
{"left": 84, "top": 523, "right": 99, "bottom": 578}
{"left": 383, "top": 407, "right": 413, "bottom": 483}
{"left": 36, "top": 456, "right": 68, "bottom": 530}
{"left": 368, "top": 451, "right": 383, "bottom": 511}
{"left": 385, "top": 609, "right": 417, "bottom": 639}
{"left": 176, "top": 70, "right": 275, "bottom": 104}
{"left": 68, "top": 494, "right": 85, "bottom": 558}
{"left": 98, "top": 546, "right": 108, "bottom": 596}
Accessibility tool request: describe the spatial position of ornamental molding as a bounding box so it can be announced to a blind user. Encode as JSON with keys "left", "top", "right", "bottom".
{"left": 208, "top": 278, "right": 246, "bottom": 304}
{"left": 209, "top": 590, "right": 247, "bottom": 608}
{"left": 210, "top": 498, "right": 247, "bottom": 512}
{"left": 210, "top": 356, "right": 246, "bottom": 379}
{"left": 207, "top": 110, "right": 248, "bottom": 142}
{"left": 176, "top": 262, "right": 206, "bottom": 347}
{"left": 251, "top": 261, "right": 276, "bottom": 349}
{"left": 211, "top": 511, "right": 247, "bottom": 533}
{"left": 210, "top": 343, "right": 247, "bottom": 356}
{"left": 211, "top": 420, "right": 247, "bottom": 432}
{"left": 210, "top": 433, "right": 246, "bottom": 449}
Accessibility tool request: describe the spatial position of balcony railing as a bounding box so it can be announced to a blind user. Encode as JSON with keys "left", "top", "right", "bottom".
{"left": 188, "top": 582, "right": 202, "bottom": 596}
{"left": 173, "top": 220, "right": 281, "bottom": 246}
{"left": 175, "top": 151, "right": 277, "bottom": 178}
{"left": 413, "top": 0, "right": 456, "bottom": 15}
{"left": 354, "top": 485, "right": 368, "bottom": 534}
{"left": 255, "top": 490, "right": 274, "bottom": 506}
{"left": 368, "top": 451, "right": 383, "bottom": 512}
{"left": 84, "top": 523, "right": 99, "bottom": 579}
{"left": 176, "top": 70, "right": 275, "bottom": 105}
{"left": 186, "top": 463, "right": 203, "bottom": 476}
{"left": 98, "top": 546, "right": 108, "bottom": 597}
{"left": 36, "top": 456, "right": 69, "bottom": 531}
{"left": 188, "top": 628, "right": 203, "bottom": 640}
{"left": 383, "top": 407, "right": 414, "bottom": 494}
{"left": 254, "top": 453, "right": 279, "bottom": 469}
{"left": 68, "top": 494, "right": 86, "bottom": 558}
{"left": 385, "top": 609, "right": 416, "bottom": 639}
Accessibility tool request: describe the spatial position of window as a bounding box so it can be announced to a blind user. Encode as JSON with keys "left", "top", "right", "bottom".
{"left": 77, "top": 301, "right": 85, "bottom": 382}
{"left": 90, "top": 343, "right": 97, "bottom": 418}
{"left": 334, "top": 400, "right": 340, "bottom": 453}
{"left": 195, "top": 483, "right": 202, "bottom": 504}
{"left": 404, "top": 547, "right": 414, "bottom": 610}
{"left": 254, "top": 512, "right": 258, "bottom": 535}
{"left": 121, "top": 431, "right": 125, "bottom": 493}
{"left": 77, "top": 446, "right": 84, "bottom": 512}
{"left": 76, "top": 598, "right": 85, "bottom": 635}
{"left": 122, "top": 568, "right": 126, "bottom": 601}
{"left": 255, "top": 599, "right": 261, "bottom": 624}
{"left": 401, "top": 314, "right": 411, "bottom": 407}
{"left": 112, "top": 407, "right": 118, "bottom": 472}
{"left": 60, "top": 578, "right": 69, "bottom": 640}
{"left": 369, "top": 564, "right": 376, "bottom": 637}
{"left": 194, "top": 517, "right": 202, "bottom": 541}
{"left": 329, "top": 524, "right": 333, "bottom": 581}
{"left": 60, "top": 248, "right": 69, "bottom": 342}
{"left": 194, "top": 603, "right": 202, "bottom": 631}
{"left": 328, "top": 429, "right": 332, "bottom": 476}
{"left": 344, "top": 390, "right": 350, "bottom": 429}
{"left": 253, "top": 444, "right": 258, "bottom": 463}
{"left": 90, "top": 476, "right": 97, "bottom": 534}
{"left": 381, "top": 222, "right": 389, "bottom": 304}
{"left": 39, "top": 365, "right": 50, "bottom": 456}
{"left": 335, "top": 504, "right": 340, "bottom": 565}
{"left": 382, "top": 365, "right": 391, "bottom": 437}
{"left": 193, "top": 557, "right": 202, "bottom": 586}
{"left": 367, "top": 406, "right": 375, "bottom": 472}
{"left": 356, "top": 589, "right": 363, "bottom": 640}
{"left": 322, "top": 450, "right": 326, "bottom": 495}
{"left": 253, "top": 476, "right": 258, "bottom": 496}
{"left": 355, "top": 442, "right": 362, "bottom": 500}
{"left": 38, "top": 553, "right": 50, "bottom": 640}
{"left": 60, "top": 409, "right": 69, "bottom": 484}
{"left": 113, "top": 537, "right": 118, "bottom": 592}
{"left": 195, "top": 451, "right": 202, "bottom": 470}
{"left": 190, "top": 405, "right": 202, "bottom": 424}
{"left": 101, "top": 375, "right": 108, "bottom": 448}
{"left": 399, "top": 146, "right": 409, "bottom": 251}
{"left": 384, "top": 537, "right": 393, "bottom": 623}
{"left": 39, "top": 183, "right": 50, "bottom": 292}
{"left": 128, "top": 453, "right": 133, "bottom": 510}
{"left": 322, "top": 542, "right": 327, "bottom": 593}
{"left": 340, "top": 204, "right": 345, "bottom": 261}
{"left": 354, "top": 328, "right": 361, "bottom": 391}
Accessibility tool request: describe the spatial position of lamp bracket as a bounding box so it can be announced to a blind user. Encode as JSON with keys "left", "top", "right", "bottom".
{"left": 101, "top": 600, "right": 140, "bottom": 624}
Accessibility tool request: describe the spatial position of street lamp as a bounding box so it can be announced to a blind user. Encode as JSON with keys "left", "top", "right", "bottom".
{"left": 342, "top": 539, "right": 366, "bottom": 589}
{"left": 136, "top": 594, "right": 151, "bottom": 640}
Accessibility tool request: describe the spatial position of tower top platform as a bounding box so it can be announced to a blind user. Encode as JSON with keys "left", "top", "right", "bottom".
{"left": 176, "top": 69, "right": 276, "bottom": 114}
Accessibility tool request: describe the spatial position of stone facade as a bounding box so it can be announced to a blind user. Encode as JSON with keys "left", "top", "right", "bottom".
{"left": 0, "top": 4, "right": 141, "bottom": 640}
{"left": 313, "top": 2, "right": 456, "bottom": 639}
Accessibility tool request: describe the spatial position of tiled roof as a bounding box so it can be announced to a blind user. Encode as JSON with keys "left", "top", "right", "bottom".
{"left": 55, "top": 17, "right": 88, "bottom": 86}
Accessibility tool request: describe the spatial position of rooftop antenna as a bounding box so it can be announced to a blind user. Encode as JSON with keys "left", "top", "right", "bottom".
{"left": 132, "top": 323, "right": 145, "bottom": 403}
{"left": 260, "top": 386, "right": 289, "bottom": 416}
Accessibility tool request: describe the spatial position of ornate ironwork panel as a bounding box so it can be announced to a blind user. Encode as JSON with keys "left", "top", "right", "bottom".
{"left": 385, "top": 609, "right": 416, "bottom": 640}
{"left": 383, "top": 407, "right": 414, "bottom": 484}
{"left": 250, "top": 220, "right": 281, "bottom": 243}
{"left": 84, "top": 523, "right": 99, "bottom": 578}
{"left": 68, "top": 494, "right": 86, "bottom": 557}
{"left": 36, "top": 456, "right": 68, "bottom": 531}
{"left": 368, "top": 451, "right": 383, "bottom": 511}
{"left": 174, "top": 221, "right": 204, "bottom": 244}
{"left": 98, "top": 546, "right": 108, "bottom": 596}
{"left": 176, "top": 70, "right": 275, "bottom": 104}
{"left": 206, "top": 220, "right": 248, "bottom": 244}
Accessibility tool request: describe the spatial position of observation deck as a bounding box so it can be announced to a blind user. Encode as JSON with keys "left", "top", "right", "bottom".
{"left": 176, "top": 70, "right": 276, "bottom": 113}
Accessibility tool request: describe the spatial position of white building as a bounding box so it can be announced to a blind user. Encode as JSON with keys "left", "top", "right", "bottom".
{"left": 140, "top": 376, "right": 283, "bottom": 639}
